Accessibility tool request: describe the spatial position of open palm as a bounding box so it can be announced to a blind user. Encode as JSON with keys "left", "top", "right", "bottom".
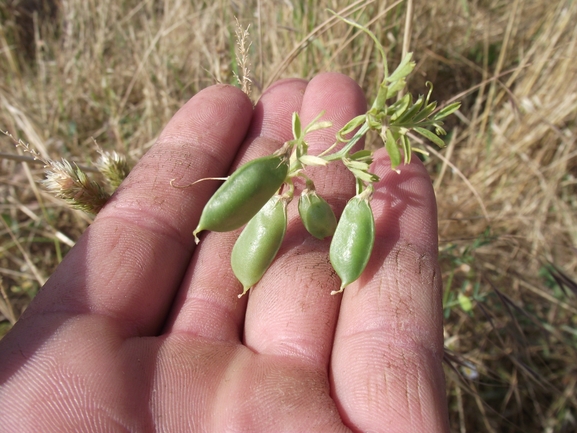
{"left": 0, "top": 74, "right": 449, "bottom": 432}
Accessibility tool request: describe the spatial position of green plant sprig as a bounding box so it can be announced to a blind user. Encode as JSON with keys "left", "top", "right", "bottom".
{"left": 204, "top": 14, "right": 461, "bottom": 295}
{"left": 10, "top": 11, "right": 461, "bottom": 296}
{"left": 300, "top": 12, "right": 462, "bottom": 176}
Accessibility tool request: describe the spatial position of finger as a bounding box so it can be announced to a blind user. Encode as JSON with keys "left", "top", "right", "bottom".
{"left": 167, "top": 79, "right": 308, "bottom": 340}
{"left": 243, "top": 73, "right": 367, "bottom": 366}
{"left": 25, "top": 85, "right": 254, "bottom": 336}
{"left": 331, "top": 149, "right": 450, "bottom": 432}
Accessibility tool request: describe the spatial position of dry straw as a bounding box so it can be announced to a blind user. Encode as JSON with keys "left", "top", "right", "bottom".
{"left": 1, "top": 0, "right": 576, "bottom": 431}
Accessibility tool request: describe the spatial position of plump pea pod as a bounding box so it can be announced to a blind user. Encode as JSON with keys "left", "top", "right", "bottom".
{"left": 298, "top": 188, "right": 337, "bottom": 239}
{"left": 231, "top": 194, "right": 288, "bottom": 297}
{"left": 193, "top": 150, "right": 289, "bottom": 243}
{"left": 329, "top": 188, "right": 375, "bottom": 294}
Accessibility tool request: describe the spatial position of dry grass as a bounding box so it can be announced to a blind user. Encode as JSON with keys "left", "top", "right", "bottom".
{"left": 1, "top": 0, "right": 576, "bottom": 431}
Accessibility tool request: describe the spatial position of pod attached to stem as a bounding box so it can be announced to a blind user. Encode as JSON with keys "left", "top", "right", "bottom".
{"left": 329, "top": 186, "right": 375, "bottom": 294}
{"left": 193, "top": 147, "right": 290, "bottom": 243}
{"left": 298, "top": 184, "right": 337, "bottom": 240}
{"left": 231, "top": 194, "right": 289, "bottom": 297}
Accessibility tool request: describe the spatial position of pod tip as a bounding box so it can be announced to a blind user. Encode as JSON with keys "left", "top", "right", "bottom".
{"left": 237, "top": 285, "right": 252, "bottom": 298}
{"left": 330, "top": 285, "right": 346, "bottom": 295}
{"left": 192, "top": 227, "right": 202, "bottom": 244}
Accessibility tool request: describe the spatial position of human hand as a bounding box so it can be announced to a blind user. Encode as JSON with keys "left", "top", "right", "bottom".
{"left": 0, "top": 74, "right": 449, "bottom": 432}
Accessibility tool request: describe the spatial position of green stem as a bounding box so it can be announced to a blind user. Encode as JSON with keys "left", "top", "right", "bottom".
{"left": 329, "top": 11, "right": 389, "bottom": 79}
{"left": 282, "top": 177, "right": 296, "bottom": 200}
{"left": 322, "top": 122, "right": 371, "bottom": 162}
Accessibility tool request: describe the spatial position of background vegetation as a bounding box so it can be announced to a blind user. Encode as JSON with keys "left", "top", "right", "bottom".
{"left": 1, "top": 0, "right": 576, "bottom": 431}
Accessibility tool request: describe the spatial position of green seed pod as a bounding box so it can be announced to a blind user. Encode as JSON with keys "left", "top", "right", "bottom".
{"left": 329, "top": 189, "right": 375, "bottom": 294}
{"left": 193, "top": 152, "right": 289, "bottom": 242}
{"left": 298, "top": 188, "right": 337, "bottom": 239}
{"left": 231, "top": 195, "right": 288, "bottom": 297}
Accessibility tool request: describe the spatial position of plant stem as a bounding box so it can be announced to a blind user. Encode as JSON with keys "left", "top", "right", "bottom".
{"left": 322, "top": 122, "right": 370, "bottom": 161}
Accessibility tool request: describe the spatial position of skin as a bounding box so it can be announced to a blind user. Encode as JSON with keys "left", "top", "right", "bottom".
{"left": 0, "top": 73, "right": 450, "bottom": 432}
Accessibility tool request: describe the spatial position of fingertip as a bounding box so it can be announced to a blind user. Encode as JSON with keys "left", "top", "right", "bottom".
{"left": 158, "top": 84, "right": 254, "bottom": 145}
{"left": 307, "top": 72, "right": 364, "bottom": 95}
{"left": 248, "top": 78, "right": 308, "bottom": 142}
{"left": 302, "top": 74, "right": 367, "bottom": 146}
{"left": 295, "top": 72, "right": 368, "bottom": 204}
{"left": 263, "top": 77, "right": 309, "bottom": 93}
{"left": 37, "top": 83, "right": 257, "bottom": 333}
{"left": 331, "top": 148, "right": 448, "bottom": 432}
{"left": 369, "top": 148, "right": 438, "bottom": 252}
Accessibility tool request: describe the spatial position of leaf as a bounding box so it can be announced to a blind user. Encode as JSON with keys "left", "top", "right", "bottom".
{"left": 303, "top": 111, "right": 330, "bottom": 134}
{"left": 366, "top": 110, "right": 384, "bottom": 130}
{"left": 412, "top": 147, "right": 429, "bottom": 156}
{"left": 434, "top": 124, "right": 447, "bottom": 136}
{"left": 390, "top": 93, "right": 412, "bottom": 121}
{"left": 337, "top": 115, "right": 366, "bottom": 140}
{"left": 413, "top": 101, "right": 438, "bottom": 123}
{"left": 305, "top": 121, "right": 333, "bottom": 133}
{"left": 414, "top": 126, "right": 447, "bottom": 148}
{"left": 393, "top": 94, "right": 424, "bottom": 125}
{"left": 387, "top": 52, "right": 415, "bottom": 83}
{"left": 292, "top": 112, "right": 302, "bottom": 140}
{"left": 384, "top": 128, "right": 401, "bottom": 169}
{"left": 433, "top": 102, "right": 461, "bottom": 121}
{"left": 386, "top": 78, "right": 407, "bottom": 100}
{"left": 401, "top": 135, "right": 412, "bottom": 165}
{"left": 350, "top": 168, "right": 380, "bottom": 183}
{"left": 349, "top": 149, "right": 373, "bottom": 161}
{"left": 299, "top": 155, "right": 329, "bottom": 167}
{"left": 371, "top": 81, "right": 389, "bottom": 111}
{"left": 345, "top": 159, "right": 371, "bottom": 171}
